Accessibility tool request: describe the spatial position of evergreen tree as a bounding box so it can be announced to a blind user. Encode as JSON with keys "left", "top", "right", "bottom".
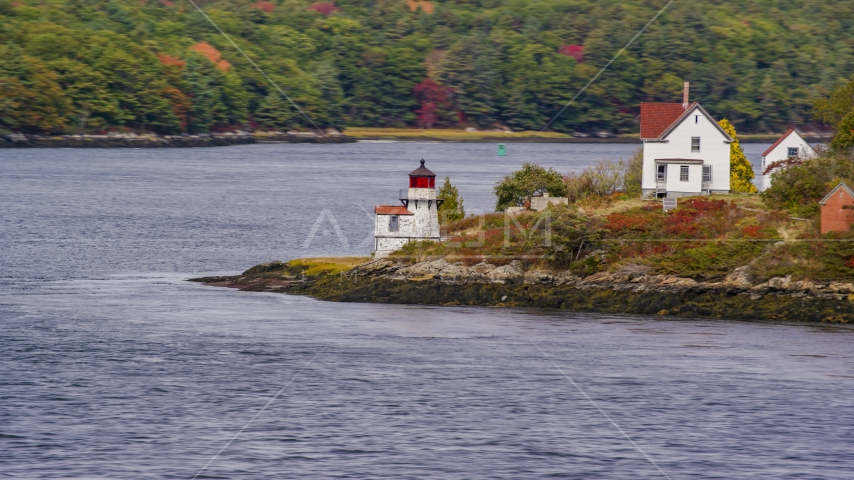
{"left": 437, "top": 177, "right": 465, "bottom": 224}
{"left": 814, "top": 74, "right": 854, "bottom": 151}
{"left": 435, "top": 35, "right": 497, "bottom": 128}
{"left": 255, "top": 93, "right": 295, "bottom": 129}
{"left": 718, "top": 118, "right": 757, "bottom": 193}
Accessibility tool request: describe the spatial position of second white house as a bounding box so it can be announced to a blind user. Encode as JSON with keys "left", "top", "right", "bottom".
{"left": 759, "top": 129, "right": 816, "bottom": 192}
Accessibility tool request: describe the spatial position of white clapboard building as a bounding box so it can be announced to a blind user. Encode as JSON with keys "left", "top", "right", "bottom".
{"left": 374, "top": 160, "right": 442, "bottom": 257}
{"left": 641, "top": 83, "right": 733, "bottom": 199}
{"left": 760, "top": 129, "right": 816, "bottom": 192}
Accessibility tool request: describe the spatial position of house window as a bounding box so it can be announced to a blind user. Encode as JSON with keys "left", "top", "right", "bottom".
{"left": 680, "top": 166, "right": 689, "bottom": 182}
{"left": 657, "top": 165, "right": 666, "bottom": 181}
{"left": 703, "top": 165, "right": 712, "bottom": 183}
{"left": 787, "top": 147, "right": 799, "bottom": 157}
{"left": 691, "top": 137, "right": 701, "bottom": 152}
{"left": 695, "top": 115, "right": 699, "bottom": 124}
{"left": 389, "top": 215, "right": 399, "bottom": 232}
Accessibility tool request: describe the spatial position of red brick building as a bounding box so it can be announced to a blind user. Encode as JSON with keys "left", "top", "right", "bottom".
{"left": 819, "top": 182, "right": 854, "bottom": 234}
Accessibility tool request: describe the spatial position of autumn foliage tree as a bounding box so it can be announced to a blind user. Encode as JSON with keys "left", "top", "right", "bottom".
{"left": 412, "top": 79, "right": 458, "bottom": 128}
{"left": 718, "top": 118, "right": 757, "bottom": 193}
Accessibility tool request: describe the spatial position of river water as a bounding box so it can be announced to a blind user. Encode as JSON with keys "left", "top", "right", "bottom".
{"left": 1, "top": 142, "right": 852, "bottom": 479}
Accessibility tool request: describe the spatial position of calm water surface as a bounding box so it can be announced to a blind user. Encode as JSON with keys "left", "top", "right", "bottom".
{"left": 1, "top": 142, "right": 852, "bottom": 479}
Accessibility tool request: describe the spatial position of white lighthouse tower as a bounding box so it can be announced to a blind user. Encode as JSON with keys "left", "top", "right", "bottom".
{"left": 374, "top": 159, "right": 442, "bottom": 257}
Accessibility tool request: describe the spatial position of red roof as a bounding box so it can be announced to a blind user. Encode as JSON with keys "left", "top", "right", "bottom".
{"left": 762, "top": 129, "right": 796, "bottom": 157}
{"left": 640, "top": 102, "right": 687, "bottom": 139}
{"left": 375, "top": 205, "right": 413, "bottom": 215}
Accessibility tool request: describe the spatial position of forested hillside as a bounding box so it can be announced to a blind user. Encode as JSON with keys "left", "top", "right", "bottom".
{"left": 2, "top": 0, "right": 853, "bottom": 135}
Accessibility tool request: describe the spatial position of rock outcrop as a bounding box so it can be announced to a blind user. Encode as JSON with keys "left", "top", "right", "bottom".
{"left": 192, "top": 258, "right": 854, "bottom": 324}
{"left": 348, "top": 258, "right": 854, "bottom": 301}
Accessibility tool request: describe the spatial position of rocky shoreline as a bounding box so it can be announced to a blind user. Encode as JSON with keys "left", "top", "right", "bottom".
{"left": 190, "top": 258, "right": 854, "bottom": 323}
{"left": 0, "top": 131, "right": 355, "bottom": 148}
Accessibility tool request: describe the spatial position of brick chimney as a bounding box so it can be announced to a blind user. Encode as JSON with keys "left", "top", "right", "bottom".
{"left": 683, "top": 82, "right": 690, "bottom": 109}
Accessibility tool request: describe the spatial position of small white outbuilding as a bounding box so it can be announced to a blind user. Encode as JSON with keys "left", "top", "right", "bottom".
{"left": 759, "top": 129, "right": 816, "bottom": 192}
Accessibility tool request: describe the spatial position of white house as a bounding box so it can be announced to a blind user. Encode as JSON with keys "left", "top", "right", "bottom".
{"left": 374, "top": 159, "right": 441, "bottom": 257}
{"left": 759, "top": 129, "right": 816, "bottom": 192}
{"left": 641, "top": 83, "right": 733, "bottom": 199}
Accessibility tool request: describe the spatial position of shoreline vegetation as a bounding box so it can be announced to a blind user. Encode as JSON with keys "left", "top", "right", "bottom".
{"left": 191, "top": 193, "right": 854, "bottom": 324}
{"left": 0, "top": 131, "right": 355, "bottom": 148}
{"left": 342, "top": 128, "right": 820, "bottom": 143}
{"left": 1, "top": 129, "right": 826, "bottom": 148}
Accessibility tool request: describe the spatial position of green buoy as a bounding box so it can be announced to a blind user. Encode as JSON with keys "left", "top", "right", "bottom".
{"left": 498, "top": 143, "right": 506, "bottom": 156}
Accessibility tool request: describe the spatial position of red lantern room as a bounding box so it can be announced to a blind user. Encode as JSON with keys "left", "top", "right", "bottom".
{"left": 409, "top": 159, "right": 436, "bottom": 188}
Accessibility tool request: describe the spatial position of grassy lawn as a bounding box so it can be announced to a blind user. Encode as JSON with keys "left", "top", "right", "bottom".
{"left": 287, "top": 257, "right": 371, "bottom": 277}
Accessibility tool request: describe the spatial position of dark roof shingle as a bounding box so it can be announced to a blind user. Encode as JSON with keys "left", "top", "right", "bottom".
{"left": 640, "top": 102, "right": 686, "bottom": 139}
{"left": 409, "top": 159, "right": 436, "bottom": 177}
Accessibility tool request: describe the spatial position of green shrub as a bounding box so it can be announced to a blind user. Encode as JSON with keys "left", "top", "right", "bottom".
{"left": 645, "top": 241, "right": 766, "bottom": 280}
{"left": 761, "top": 151, "right": 854, "bottom": 217}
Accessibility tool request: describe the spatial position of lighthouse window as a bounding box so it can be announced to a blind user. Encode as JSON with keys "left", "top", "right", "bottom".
{"left": 410, "top": 177, "right": 435, "bottom": 188}
{"left": 389, "top": 215, "right": 399, "bottom": 232}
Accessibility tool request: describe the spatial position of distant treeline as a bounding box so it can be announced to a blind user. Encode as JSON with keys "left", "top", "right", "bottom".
{"left": 2, "top": 0, "right": 853, "bottom": 135}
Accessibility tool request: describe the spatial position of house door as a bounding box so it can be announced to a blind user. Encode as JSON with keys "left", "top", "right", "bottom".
{"left": 656, "top": 165, "right": 667, "bottom": 198}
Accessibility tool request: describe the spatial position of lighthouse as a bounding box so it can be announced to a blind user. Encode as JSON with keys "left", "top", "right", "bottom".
{"left": 374, "top": 159, "right": 442, "bottom": 257}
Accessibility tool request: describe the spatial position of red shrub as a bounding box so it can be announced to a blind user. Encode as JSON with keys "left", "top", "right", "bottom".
{"left": 605, "top": 212, "right": 650, "bottom": 234}
{"left": 741, "top": 225, "right": 765, "bottom": 238}
{"left": 415, "top": 102, "right": 438, "bottom": 129}
{"left": 763, "top": 156, "right": 804, "bottom": 175}
{"left": 189, "top": 42, "right": 231, "bottom": 71}
{"left": 157, "top": 53, "right": 185, "bottom": 69}
{"left": 558, "top": 44, "right": 584, "bottom": 62}
{"left": 254, "top": 1, "right": 275, "bottom": 13}
{"left": 846, "top": 257, "right": 854, "bottom": 269}
{"left": 681, "top": 198, "right": 729, "bottom": 213}
{"left": 308, "top": 1, "right": 340, "bottom": 15}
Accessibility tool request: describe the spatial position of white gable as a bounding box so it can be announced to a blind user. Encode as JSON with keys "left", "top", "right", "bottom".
{"left": 760, "top": 130, "right": 816, "bottom": 191}
{"left": 762, "top": 130, "right": 815, "bottom": 163}
{"left": 660, "top": 104, "right": 733, "bottom": 143}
